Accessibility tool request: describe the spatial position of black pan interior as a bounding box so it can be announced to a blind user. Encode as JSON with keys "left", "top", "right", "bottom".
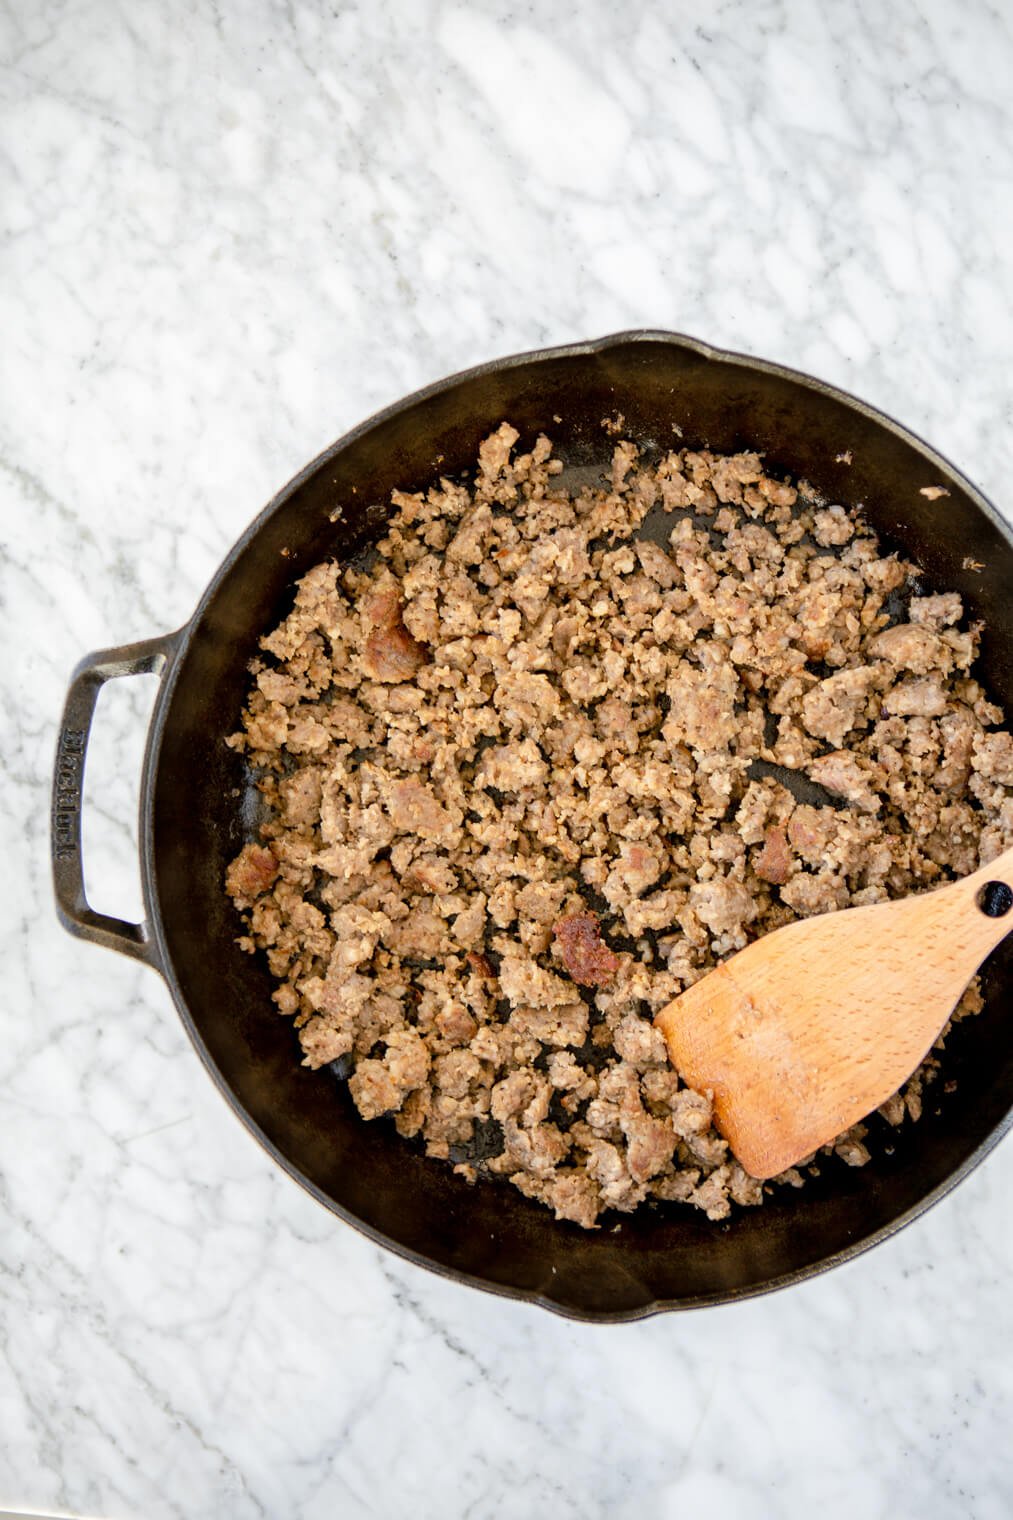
{"left": 148, "top": 335, "right": 1013, "bottom": 1317}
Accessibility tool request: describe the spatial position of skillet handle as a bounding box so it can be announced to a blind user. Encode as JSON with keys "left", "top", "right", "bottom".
{"left": 51, "top": 631, "right": 181, "bottom": 972}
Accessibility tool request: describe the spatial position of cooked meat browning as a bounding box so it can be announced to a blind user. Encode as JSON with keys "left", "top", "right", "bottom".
{"left": 553, "top": 913, "right": 620, "bottom": 988}
{"left": 226, "top": 427, "right": 1011, "bottom": 1227}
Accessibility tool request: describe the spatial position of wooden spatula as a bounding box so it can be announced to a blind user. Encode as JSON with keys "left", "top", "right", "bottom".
{"left": 654, "top": 846, "right": 1013, "bottom": 1180}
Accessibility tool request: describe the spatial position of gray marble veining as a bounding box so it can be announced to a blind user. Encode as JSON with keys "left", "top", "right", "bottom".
{"left": 3, "top": 0, "right": 1012, "bottom": 1516}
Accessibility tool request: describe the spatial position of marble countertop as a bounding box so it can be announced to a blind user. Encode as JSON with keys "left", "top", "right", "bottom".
{"left": 4, "top": 0, "right": 1013, "bottom": 1515}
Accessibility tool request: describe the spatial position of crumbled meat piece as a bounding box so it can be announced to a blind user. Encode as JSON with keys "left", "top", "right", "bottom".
{"left": 299, "top": 1017, "right": 354, "bottom": 1067}
{"left": 348, "top": 1060, "right": 400, "bottom": 1120}
{"left": 972, "top": 731, "right": 1013, "bottom": 786}
{"left": 664, "top": 661, "right": 740, "bottom": 752}
{"left": 807, "top": 751, "right": 882, "bottom": 812}
{"left": 689, "top": 878, "right": 758, "bottom": 939}
{"left": 833, "top": 1128, "right": 871, "bottom": 1167}
{"left": 478, "top": 739, "right": 548, "bottom": 793}
{"left": 504, "top": 1118, "right": 569, "bottom": 1178}
{"left": 622, "top": 1109, "right": 677, "bottom": 1182}
{"left": 801, "top": 667, "right": 877, "bottom": 748}
{"left": 612, "top": 1013, "right": 668, "bottom": 1068}
{"left": 362, "top": 592, "right": 428, "bottom": 682}
{"left": 499, "top": 952, "right": 572, "bottom": 1009}
{"left": 812, "top": 505, "right": 854, "bottom": 547}
{"left": 509, "top": 1002, "right": 589, "bottom": 1048}
{"left": 878, "top": 1093, "right": 906, "bottom": 1126}
{"left": 547, "top": 1050, "right": 596, "bottom": 1094}
{"left": 329, "top": 904, "right": 389, "bottom": 969}
{"left": 466, "top": 950, "right": 495, "bottom": 979}
{"left": 553, "top": 912, "right": 620, "bottom": 987}
{"left": 689, "top": 1167, "right": 734, "bottom": 1221}
{"left": 279, "top": 768, "right": 322, "bottom": 827}
{"left": 780, "top": 871, "right": 849, "bottom": 917}
{"left": 787, "top": 805, "right": 837, "bottom": 865}
{"left": 547, "top": 1172, "right": 601, "bottom": 1229}
{"left": 478, "top": 421, "right": 520, "bottom": 483}
{"left": 491, "top": 1070, "right": 538, "bottom": 1122}
{"left": 606, "top": 842, "right": 663, "bottom": 902}
{"left": 384, "top": 779, "right": 458, "bottom": 841}
{"left": 225, "top": 843, "right": 278, "bottom": 905}
{"left": 227, "top": 428, "right": 1006, "bottom": 1229}
{"left": 868, "top": 622, "right": 952, "bottom": 676}
{"left": 666, "top": 1087, "right": 714, "bottom": 1139}
{"left": 434, "top": 1048, "right": 483, "bottom": 1098}
{"left": 909, "top": 593, "right": 962, "bottom": 627}
{"left": 754, "top": 826, "right": 792, "bottom": 886}
{"left": 516, "top": 880, "right": 570, "bottom": 926}
{"left": 883, "top": 676, "right": 948, "bottom": 718}
{"left": 383, "top": 1028, "right": 430, "bottom": 1091}
{"left": 435, "top": 1002, "right": 479, "bottom": 1044}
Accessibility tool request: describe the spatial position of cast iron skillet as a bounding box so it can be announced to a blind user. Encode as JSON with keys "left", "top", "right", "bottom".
{"left": 51, "top": 331, "right": 1013, "bottom": 1321}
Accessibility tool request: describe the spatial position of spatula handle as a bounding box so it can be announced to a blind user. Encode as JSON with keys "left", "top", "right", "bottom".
{"left": 934, "top": 845, "right": 1013, "bottom": 974}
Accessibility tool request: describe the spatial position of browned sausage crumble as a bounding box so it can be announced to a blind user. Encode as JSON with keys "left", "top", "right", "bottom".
{"left": 225, "top": 426, "right": 1012, "bottom": 1228}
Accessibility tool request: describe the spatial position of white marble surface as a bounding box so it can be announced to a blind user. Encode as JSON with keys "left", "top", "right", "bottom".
{"left": 3, "top": 0, "right": 1013, "bottom": 1515}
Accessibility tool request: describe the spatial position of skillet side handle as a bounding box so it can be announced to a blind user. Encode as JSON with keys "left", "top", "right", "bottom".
{"left": 52, "top": 631, "right": 181, "bottom": 972}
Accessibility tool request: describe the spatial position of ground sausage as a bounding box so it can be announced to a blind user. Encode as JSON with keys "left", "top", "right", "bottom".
{"left": 225, "top": 428, "right": 1008, "bottom": 1229}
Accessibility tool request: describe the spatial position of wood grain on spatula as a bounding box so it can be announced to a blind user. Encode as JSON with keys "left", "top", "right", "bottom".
{"left": 654, "top": 846, "right": 1013, "bottom": 1180}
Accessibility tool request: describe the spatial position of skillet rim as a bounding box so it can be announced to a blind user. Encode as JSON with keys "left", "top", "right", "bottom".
{"left": 138, "top": 329, "right": 1013, "bottom": 1320}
